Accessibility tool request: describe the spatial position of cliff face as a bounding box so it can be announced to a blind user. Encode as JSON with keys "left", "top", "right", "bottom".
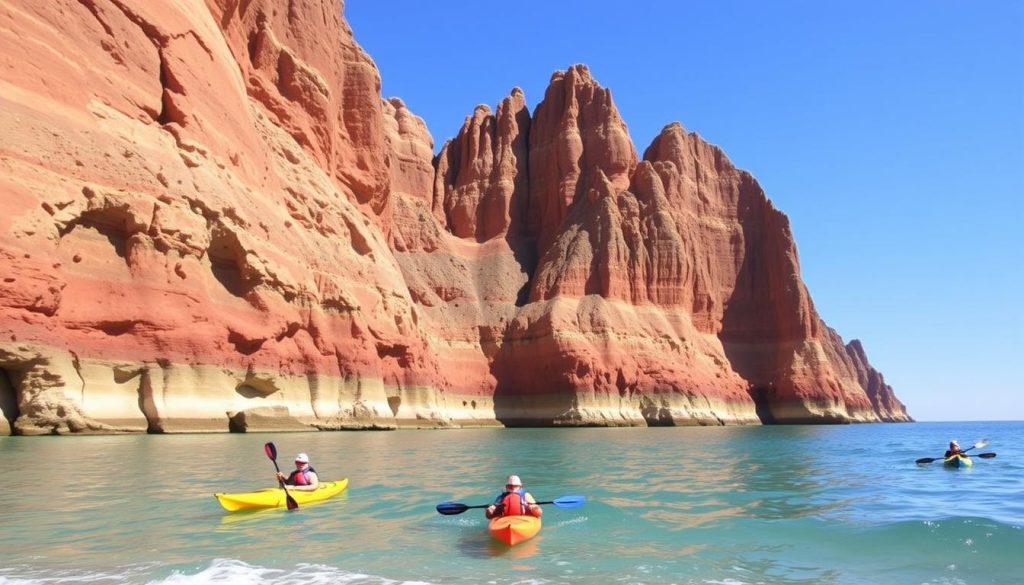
{"left": 0, "top": 1, "right": 910, "bottom": 435}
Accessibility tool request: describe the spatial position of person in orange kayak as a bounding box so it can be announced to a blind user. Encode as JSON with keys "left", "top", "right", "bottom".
{"left": 275, "top": 452, "right": 320, "bottom": 491}
{"left": 944, "top": 440, "right": 963, "bottom": 458}
{"left": 485, "top": 474, "right": 542, "bottom": 519}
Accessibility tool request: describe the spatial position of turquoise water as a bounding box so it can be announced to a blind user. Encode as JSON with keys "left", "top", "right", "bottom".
{"left": 0, "top": 422, "right": 1021, "bottom": 584}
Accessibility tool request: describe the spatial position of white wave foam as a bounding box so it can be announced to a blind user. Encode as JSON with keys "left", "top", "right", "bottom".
{"left": 0, "top": 560, "right": 433, "bottom": 585}
{"left": 154, "top": 560, "right": 433, "bottom": 585}
{"left": 0, "top": 562, "right": 159, "bottom": 584}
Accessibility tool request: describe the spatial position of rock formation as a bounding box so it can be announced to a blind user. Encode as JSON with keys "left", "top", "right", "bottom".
{"left": 0, "top": 0, "right": 910, "bottom": 435}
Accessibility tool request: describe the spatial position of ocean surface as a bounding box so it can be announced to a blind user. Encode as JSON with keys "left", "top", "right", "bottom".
{"left": 0, "top": 421, "right": 1021, "bottom": 585}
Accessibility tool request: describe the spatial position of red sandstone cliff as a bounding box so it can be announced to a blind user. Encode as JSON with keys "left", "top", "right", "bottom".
{"left": 0, "top": 1, "right": 909, "bottom": 435}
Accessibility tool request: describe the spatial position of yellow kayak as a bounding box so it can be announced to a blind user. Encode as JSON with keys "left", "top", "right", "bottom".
{"left": 214, "top": 478, "right": 349, "bottom": 511}
{"left": 943, "top": 454, "right": 973, "bottom": 468}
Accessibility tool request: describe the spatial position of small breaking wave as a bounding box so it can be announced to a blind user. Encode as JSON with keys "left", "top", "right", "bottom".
{"left": 0, "top": 559, "right": 434, "bottom": 585}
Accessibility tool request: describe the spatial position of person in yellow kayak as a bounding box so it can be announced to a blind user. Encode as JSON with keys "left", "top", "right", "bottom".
{"left": 944, "top": 440, "right": 963, "bottom": 458}
{"left": 275, "top": 452, "right": 320, "bottom": 491}
{"left": 485, "top": 474, "right": 542, "bottom": 519}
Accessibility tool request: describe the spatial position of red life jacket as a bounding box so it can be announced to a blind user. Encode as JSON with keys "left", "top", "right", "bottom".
{"left": 286, "top": 465, "right": 316, "bottom": 486}
{"left": 496, "top": 489, "right": 527, "bottom": 516}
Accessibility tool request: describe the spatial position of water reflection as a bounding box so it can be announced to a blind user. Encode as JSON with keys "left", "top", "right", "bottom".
{"left": 216, "top": 490, "right": 350, "bottom": 530}
{"left": 484, "top": 531, "right": 542, "bottom": 561}
{"left": 216, "top": 506, "right": 281, "bottom": 528}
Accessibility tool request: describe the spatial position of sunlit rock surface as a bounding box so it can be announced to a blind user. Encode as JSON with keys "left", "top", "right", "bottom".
{"left": 0, "top": 1, "right": 910, "bottom": 434}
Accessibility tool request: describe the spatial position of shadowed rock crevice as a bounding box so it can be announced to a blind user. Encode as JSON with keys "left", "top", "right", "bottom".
{"left": 133, "top": 368, "right": 162, "bottom": 434}
{"left": 96, "top": 320, "right": 139, "bottom": 336}
{"left": 206, "top": 225, "right": 256, "bottom": 298}
{"left": 387, "top": 395, "right": 401, "bottom": 416}
{"left": 236, "top": 373, "right": 280, "bottom": 397}
{"left": 0, "top": 367, "right": 20, "bottom": 435}
{"left": 235, "top": 383, "right": 268, "bottom": 399}
{"left": 376, "top": 342, "right": 410, "bottom": 367}
{"left": 718, "top": 175, "right": 802, "bottom": 421}
{"left": 489, "top": 322, "right": 578, "bottom": 427}
{"left": 638, "top": 396, "right": 674, "bottom": 426}
{"left": 157, "top": 50, "right": 187, "bottom": 127}
{"left": 747, "top": 385, "right": 778, "bottom": 424}
{"left": 209, "top": 258, "right": 246, "bottom": 297}
{"left": 57, "top": 205, "right": 143, "bottom": 264}
{"left": 77, "top": 0, "right": 115, "bottom": 37}
{"left": 227, "top": 330, "right": 265, "bottom": 354}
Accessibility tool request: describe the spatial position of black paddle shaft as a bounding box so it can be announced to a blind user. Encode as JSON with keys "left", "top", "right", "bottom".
{"left": 436, "top": 495, "right": 586, "bottom": 515}
{"left": 915, "top": 452, "right": 996, "bottom": 465}
{"left": 264, "top": 442, "right": 299, "bottom": 510}
{"left": 915, "top": 441, "right": 991, "bottom": 464}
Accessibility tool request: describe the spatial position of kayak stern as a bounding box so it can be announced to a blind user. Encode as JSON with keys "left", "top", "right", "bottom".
{"left": 488, "top": 515, "right": 542, "bottom": 546}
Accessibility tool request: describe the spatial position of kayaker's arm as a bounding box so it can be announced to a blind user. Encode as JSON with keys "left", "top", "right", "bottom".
{"left": 485, "top": 501, "right": 502, "bottom": 518}
{"left": 524, "top": 492, "right": 543, "bottom": 517}
{"left": 485, "top": 493, "right": 504, "bottom": 518}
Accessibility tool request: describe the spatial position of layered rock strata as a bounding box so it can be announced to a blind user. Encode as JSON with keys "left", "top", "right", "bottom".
{"left": 0, "top": 0, "right": 910, "bottom": 434}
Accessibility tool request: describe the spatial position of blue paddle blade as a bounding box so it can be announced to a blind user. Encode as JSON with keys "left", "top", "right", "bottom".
{"left": 552, "top": 495, "right": 586, "bottom": 508}
{"left": 436, "top": 501, "right": 470, "bottom": 515}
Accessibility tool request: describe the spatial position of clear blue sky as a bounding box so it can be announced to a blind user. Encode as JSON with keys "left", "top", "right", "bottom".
{"left": 345, "top": 1, "right": 1024, "bottom": 422}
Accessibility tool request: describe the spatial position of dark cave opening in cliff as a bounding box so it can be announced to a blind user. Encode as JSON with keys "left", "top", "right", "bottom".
{"left": 749, "top": 385, "right": 778, "bottom": 424}
{"left": 0, "top": 367, "right": 20, "bottom": 433}
{"left": 387, "top": 395, "right": 401, "bottom": 417}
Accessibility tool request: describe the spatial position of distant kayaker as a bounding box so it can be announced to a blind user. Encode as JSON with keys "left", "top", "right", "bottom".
{"left": 486, "top": 474, "right": 542, "bottom": 519}
{"left": 275, "top": 452, "right": 320, "bottom": 492}
{"left": 944, "top": 441, "right": 963, "bottom": 458}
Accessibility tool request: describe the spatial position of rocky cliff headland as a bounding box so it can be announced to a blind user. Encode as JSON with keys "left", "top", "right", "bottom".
{"left": 0, "top": 0, "right": 910, "bottom": 435}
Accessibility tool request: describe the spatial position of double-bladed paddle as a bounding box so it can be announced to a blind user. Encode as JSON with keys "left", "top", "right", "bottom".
{"left": 915, "top": 439, "right": 993, "bottom": 464}
{"left": 436, "top": 494, "right": 587, "bottom": 515}
{"left": 915, "top": 452, "right": 997, "bottom": 464}
{"left": 264, "top": 442, "right": 299, "bottom": 510}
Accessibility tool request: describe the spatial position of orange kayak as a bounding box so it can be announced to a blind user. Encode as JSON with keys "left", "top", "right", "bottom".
{"left": 488, "top": 515, "right": 542, "bottom": 546}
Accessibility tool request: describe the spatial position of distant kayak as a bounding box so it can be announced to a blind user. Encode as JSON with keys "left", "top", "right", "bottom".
{"left": 488, "top": 515, "right": 542, "bottom": 546}
{"left": 943, "top": 454, "right": 973, "bottom": 468}
{"left": 214, "top": 478, "right": 349, "bottom": 511}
